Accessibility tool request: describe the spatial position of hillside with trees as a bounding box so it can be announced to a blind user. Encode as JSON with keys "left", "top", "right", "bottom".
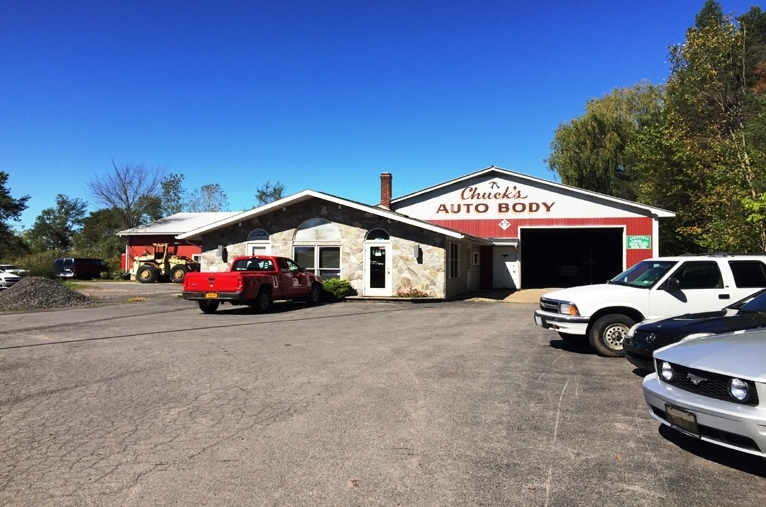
{"left": 548, "top": 1, "right": 766, "bottom": 254}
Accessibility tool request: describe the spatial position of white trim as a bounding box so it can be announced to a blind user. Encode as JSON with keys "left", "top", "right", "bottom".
{"left": 490, "top": 239, "right": 520, "bottom": 247}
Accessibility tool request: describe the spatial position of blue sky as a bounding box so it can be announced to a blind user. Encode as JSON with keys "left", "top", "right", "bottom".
{"left": 1, "top": 1, "right": 759, "bottom": 230}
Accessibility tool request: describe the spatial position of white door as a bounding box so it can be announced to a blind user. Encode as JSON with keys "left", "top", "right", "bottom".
{"left": 493, "top": 247, "right": 518, "bottom": 289}
{"left": 247, "top": 242, "right": 271, "bottom": 256}
{"left": 648, "top": 260, "right": 741, "bottom": 318}
{"left": 364, "top": 242, "right": 392, "bottom": 296}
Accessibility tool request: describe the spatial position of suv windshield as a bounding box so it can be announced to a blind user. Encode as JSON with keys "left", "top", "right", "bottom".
{"left": 608, "top": 260, "right": 677, "bottom": 289}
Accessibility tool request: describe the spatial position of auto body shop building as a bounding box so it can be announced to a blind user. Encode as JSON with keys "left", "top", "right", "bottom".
{"left": 176, "top": 166, "right": 674, "bottom": 299}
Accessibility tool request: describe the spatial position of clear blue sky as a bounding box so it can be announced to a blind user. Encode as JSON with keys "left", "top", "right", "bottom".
{"left": 1, "top": 1, "right": 759, "bottom": 230}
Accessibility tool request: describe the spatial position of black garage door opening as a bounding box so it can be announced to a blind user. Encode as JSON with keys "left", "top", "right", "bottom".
{"left": 520, "top": 228, "right": 624, "bottom": 288}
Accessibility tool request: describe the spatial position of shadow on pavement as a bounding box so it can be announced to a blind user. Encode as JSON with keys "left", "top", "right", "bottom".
{"left": 658, "top": 425, "right": 766, "bottom": 477}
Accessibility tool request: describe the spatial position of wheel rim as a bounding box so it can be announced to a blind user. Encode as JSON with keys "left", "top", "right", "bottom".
{"left": 139, "top": 270, "right": 150, "bottom": 280}
{"left": 259, "top": 292, "right": 270, "bottom": 309}
{"left": 603, "top": 324, "right": 628, "bottom": 350}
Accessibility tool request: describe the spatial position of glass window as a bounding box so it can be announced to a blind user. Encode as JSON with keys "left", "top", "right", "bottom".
{"left": 729, "top": 261, "right": 766, "bottom": 288}
{"left": 294, "top": 246, "right": 315, "bottom": 271}
{"left": 319, "top": 247, "right": 340, "bottom": 279}
{"left": 737, "top": 289, "right": 766, "bottom": 311}
{"left": 609, "top": 260, "right": 676, "bottom": 289}
{"left": 294, "top": 218, "right": 341, "bottom": 241}
{"left": 671, "top": 261, "right": 723, "bottom": 290}
{"left": 247, "top": 229, "right": 270, "bottom": 241}
{"left": 449, "top": 243, "right": 459, "bottom": 278}
{"left": 293, "top": 246, "right": 341, "bottom": 279}
{"left": 366, "top": 228, "right": 390, "bottom": 240}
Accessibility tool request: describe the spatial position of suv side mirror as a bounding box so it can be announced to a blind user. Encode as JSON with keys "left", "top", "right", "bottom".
{"left": 660, "top": 277, "right": 680, "bottom": 291}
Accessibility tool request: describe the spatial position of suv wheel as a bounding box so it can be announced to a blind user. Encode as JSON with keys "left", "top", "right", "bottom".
{"left": 589, "top": 314, "right": 635, "bottom": 357}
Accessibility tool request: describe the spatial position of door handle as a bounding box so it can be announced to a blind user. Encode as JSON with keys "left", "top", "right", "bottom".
{"left": 719, "top": 294, "right": 730, "bottom": 299}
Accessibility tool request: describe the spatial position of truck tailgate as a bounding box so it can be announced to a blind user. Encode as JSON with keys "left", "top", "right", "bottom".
{"left": 183, "top": 272, "right": 243, "bottom": 293}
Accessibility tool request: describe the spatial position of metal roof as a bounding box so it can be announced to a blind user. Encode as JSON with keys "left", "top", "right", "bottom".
{"left": 117, "top": 212, "right": 240, "bottom": 236}
{"left": 177, "top": 190, "right": 491, "bottom": 243}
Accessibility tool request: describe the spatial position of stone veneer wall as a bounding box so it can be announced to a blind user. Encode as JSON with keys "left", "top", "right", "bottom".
{"left": 198, "top": 198, "right": 450, "bottom": 298}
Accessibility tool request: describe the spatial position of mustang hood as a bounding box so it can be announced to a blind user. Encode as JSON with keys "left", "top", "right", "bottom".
{"left": 655, "top": 331, "right": 766, "bottom": 380}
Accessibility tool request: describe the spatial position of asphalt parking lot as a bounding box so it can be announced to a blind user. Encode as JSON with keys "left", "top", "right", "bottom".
{"left": 1, "top": 289, "right": 764, "bottom": 506}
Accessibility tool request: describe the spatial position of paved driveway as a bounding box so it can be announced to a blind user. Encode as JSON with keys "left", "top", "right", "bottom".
{"left": 1, "top": 297, "right": 764, "bottom": 506}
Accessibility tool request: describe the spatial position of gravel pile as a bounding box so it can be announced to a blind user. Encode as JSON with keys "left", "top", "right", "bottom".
{"left": 0, "top": 277, "right": 96, "bottom": 311}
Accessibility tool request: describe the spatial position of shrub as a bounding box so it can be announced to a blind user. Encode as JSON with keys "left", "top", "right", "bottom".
{"left": 322, "top": 278, "right": 356, "bottom": 301}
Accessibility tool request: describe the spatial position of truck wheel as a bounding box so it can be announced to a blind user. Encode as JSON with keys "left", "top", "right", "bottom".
{"left": 254, "top": 288, "right": 273, "bottom": 313}
{"left": 589, "top": 314, "right": 634, "bottom": 357}
{"left": 198, "top": 300, "right": 219, "bottom": 314}
{"left": 170, "top": 265, "right": 188, "bottom": 283}
{"left": 137, "top": 265, "right": 159, "bottom": 283}
{"left": 306, "top": 284, "right": 322, "bottom": 305}
{"left": 558, "top": 332, "right": 587, "bottom": 345}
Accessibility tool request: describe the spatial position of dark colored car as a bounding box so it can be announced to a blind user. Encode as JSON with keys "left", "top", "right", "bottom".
{"left": 54, "top": 257, "right": 109, "bottom": 280}
{"left": 624, "top": 288, "right": 766, "bottom": 371}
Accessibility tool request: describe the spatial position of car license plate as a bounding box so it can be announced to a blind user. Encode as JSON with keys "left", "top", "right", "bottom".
{"left": 665, "top": 404, "right": 700, "bottom": 437}
{"left": 205, "top": 293, "right": 218, "bottom": 299}
{"left": 535, "top": 316, "right": 543, "bottom": 326}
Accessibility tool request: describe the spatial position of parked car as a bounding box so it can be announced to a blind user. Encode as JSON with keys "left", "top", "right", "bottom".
{"left": 625, "top": 288, "right": 766, "bottom": 371}
{"left": 643, "top": 328, "right": 766, "bottom": 458}
{"left": 0, "top": 268, "right": 21, "bottom": 289}
{"left": 534, "top": 254, "right": 766, "bottom": 357}
{"left": 0, "top": 264, "right": 29, "bottom": 276}
{"left": 53, "top": 258, "right": 109, "bottom": 279}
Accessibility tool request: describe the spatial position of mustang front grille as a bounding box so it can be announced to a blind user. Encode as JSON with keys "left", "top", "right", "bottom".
{"left": 662, "top": 362, "right": 760, "bottom": 406}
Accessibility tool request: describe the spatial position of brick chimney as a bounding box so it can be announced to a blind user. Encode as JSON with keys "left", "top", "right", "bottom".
{"left": 380, "top": 172, "right": 392, "bottom": 209}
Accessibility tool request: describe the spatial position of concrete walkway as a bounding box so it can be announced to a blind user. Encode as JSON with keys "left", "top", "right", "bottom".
{"left": 463, "top": 288, "right": 561, "bottom": 304}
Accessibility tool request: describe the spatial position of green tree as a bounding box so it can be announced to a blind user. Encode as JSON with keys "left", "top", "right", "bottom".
{"left": 546, "top": 83, "right": 663, "bottom": 200}
{"left": 74, "top": 208, "right": 126, "bottom": 262}
{"left": 0, "top": 171, "right": 30, "bottom": 258}
{"left": 635, "top": 5, "right": 766, "bottom": 253}
{"left": 254, "top": 181, "right": 286, "bottom": 206}
{"left": 187, "top": 183, "right": 229, "bottom": 212}
{"left": 26, "top": 194, "right": 88, "bottom": 252}
{"left": 695, "top": 0, "right": 723, "bottom": 29}
{"left": 160, "top": 173, "right": 187, "bottom": 216}
{"left": 87, "top": 161, "right": 165, "bottom": 228}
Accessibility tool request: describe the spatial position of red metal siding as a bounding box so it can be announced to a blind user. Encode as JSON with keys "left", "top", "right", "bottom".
{"left": 430, "top": 216, "right": 656, "bottom": 267}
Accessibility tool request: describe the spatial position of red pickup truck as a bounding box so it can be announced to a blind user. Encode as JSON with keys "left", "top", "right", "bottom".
{"left": 182, "top": 255, "right": 323, "bottom": 313}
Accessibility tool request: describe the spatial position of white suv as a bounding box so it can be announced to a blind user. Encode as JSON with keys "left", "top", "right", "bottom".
{"left": 534, "top": 255, "right": 766, "bottom": 357}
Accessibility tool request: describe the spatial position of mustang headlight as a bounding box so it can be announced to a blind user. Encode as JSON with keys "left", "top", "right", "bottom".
{"left": 559, "top": 303, "right": 579, "bottom": 316}
{"left": 729, "top": 378, "right": 751, "bottom": 402}
{"left": 659, "top": 361, "right": 675, "bottom": 382}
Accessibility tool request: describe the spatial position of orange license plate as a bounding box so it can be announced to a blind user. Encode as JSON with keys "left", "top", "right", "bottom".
{"left": 205, "top": 293, "right": 218, "bottom": 299}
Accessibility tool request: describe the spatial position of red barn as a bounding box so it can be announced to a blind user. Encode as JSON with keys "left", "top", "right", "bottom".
{"left": 117, "top": 212, "right": 239, "bottom": 274}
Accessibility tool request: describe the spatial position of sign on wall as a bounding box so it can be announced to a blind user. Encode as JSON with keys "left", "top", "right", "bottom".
{"left": 394, "top": 175, "right": 651, "bottom": 221}
{"left": 627, "top": 235, "right": 651, "bottom": 249}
